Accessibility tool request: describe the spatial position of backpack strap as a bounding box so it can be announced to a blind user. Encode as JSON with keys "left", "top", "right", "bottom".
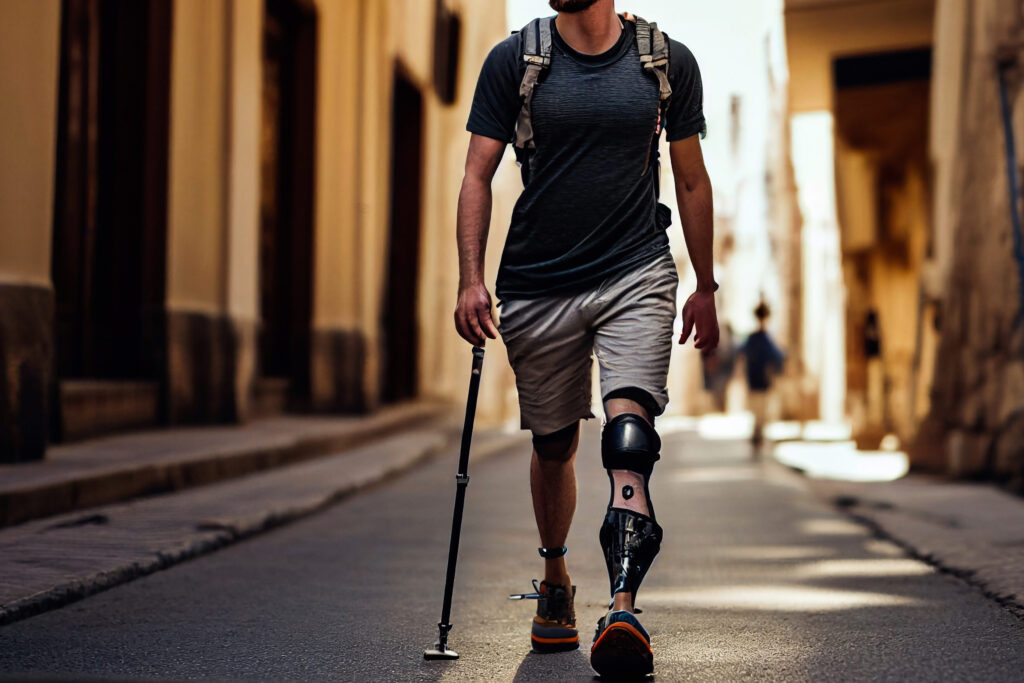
{"left": 514, "top": 17, "right": 554, "bottom": 152}
{"left": 630, "top": 15, "right": 672, "bottom": 201}
{"left": 633, "top": 16, "right": 672, "bottom": 107}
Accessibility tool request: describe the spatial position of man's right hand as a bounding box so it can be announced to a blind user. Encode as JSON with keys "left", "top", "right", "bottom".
{"left": 454, "top": 281, "right": 499, "bottom": 346}
{"left": 454, "top": 135, "right": 505, "bottom": 346}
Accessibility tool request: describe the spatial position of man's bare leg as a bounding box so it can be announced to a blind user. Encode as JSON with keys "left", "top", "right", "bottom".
{"left": 604, "top": 397, "right": 652, "bottom": 614}
{"left": 530, "top": 423, "right": 580, "bottom": 587}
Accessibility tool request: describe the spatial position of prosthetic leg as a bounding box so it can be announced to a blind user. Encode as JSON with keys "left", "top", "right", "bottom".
{"left": 591, "top": 413, "right": 663, "bottom": 678}
{"left": 599, "top": 414, "right": 664, "bottom": 602}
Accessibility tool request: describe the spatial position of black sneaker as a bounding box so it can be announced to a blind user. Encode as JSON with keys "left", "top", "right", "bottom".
{"left": 511, "top": 579, "right": 579, "bottom": 653}
{"left": 590, "top": 610, "right": 653, "bottom": 679}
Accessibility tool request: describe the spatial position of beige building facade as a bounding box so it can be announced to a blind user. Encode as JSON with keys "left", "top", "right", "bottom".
{"left": 0, "top": 0, "right": 62, "bottom": 460}
{"left": 4, "top": 0, "right": 1021, "bottom": 485}
{"left": 786, "top": 0, "right": 936, "bottom": 440}
{"left": 0, "top": 0, "right": 518, "bottom": 462}
{"left": 785, "top": 0, "right": 1024, "bottom": 485}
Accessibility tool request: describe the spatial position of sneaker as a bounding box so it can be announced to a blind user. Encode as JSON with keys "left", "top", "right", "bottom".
{"left": 528, "top": 580, "right": 579, "bottom": 653}
{"left": 590, "top": 610, "right": 653, "bottom": 679}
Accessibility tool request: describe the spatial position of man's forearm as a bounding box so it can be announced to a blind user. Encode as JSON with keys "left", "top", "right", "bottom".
{"left": 456, "top": 174, "right": 492, "bottom": 288}
{"left": 674, "top": 172, "right": 715, "bottom": 291}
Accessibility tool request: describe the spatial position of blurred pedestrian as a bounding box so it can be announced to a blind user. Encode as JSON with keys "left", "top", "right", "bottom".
{"left": 453, "top": 0, "right": 717, "bottom": 677}
{"left": 738, "top": 301, "right": 784, "bottom": 455}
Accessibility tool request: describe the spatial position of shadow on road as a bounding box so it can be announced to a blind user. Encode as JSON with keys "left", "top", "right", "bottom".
{"left": 512, "top": 649, "right": 597, "bottom": 682}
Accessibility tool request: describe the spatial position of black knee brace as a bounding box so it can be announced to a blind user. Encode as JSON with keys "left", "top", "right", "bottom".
{"left": 599, "top": 414, "right": 664, "bottom": 600}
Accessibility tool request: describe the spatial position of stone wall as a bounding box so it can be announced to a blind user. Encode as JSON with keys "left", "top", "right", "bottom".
{"left": 915, "top": 0, "right": 1024, "bottom": 488}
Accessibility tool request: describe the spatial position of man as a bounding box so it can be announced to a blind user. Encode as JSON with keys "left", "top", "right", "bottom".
{"left": 738, "top": 301, "right": 785, "bottom": 455}
{"left": 454, "top": 0, "right": 718, "bottom": 677}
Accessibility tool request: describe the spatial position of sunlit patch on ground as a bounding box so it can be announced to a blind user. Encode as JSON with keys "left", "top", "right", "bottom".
{"left": 696, "top": 413, "right": 754, "bottom": 440}
{"left": 764, "top": 420, "right": 803, "bottom": 441}
{"left": 863, "top": 539, "right": 907, "bottom": 557}
{"left": 792, "top": 558, "right": 933, "bottom": 578}
{"left": 799, "top": 518, "right": 869, "bottom": 536}
{"left": 641, "top": 585, "right": 925, "bottom": 611}
{"left": 774, "top": 441, "right": 909, "bottom": 481}
{"left": 672, "top": 467, "right": 760, "bottom": 483}
{"left": 801, "top": 422, "right": 853, "bottom": 441}
{"left": 658, "top": 415, "right": 700, "bottom": 434}
{"left": 712, "top": 545, "right": 837, "bottom": 560}
{"left": 664, "top": 415, "right": 853, "bottom": 444}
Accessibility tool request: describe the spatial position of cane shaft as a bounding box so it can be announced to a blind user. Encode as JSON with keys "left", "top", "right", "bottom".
{"left": 437, "top": 346, "right": 485, "bottom": 646}
{"left": 457, "top": 348, "right": 485, "bottom": 477}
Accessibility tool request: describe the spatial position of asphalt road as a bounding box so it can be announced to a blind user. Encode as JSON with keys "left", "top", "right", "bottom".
{"left": 2, "top": 422, "right": 1023, "bottom": 681}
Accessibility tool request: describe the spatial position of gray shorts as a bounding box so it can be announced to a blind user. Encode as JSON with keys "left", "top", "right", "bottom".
{"left": 498, "top": 251, "right": 678, "bottom": 435}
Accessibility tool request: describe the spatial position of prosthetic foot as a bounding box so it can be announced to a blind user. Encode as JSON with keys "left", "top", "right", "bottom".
{"left": 591, "top": 610, "right": 654, "bottom": 679}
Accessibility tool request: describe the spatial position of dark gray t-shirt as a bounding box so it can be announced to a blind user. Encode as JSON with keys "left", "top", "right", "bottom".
{"left": 467, "top": 19, "right": 706, "bottom": 300}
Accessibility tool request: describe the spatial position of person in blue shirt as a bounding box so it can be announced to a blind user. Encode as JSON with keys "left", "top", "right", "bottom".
{"left": 738, "top": 301, "right": 784, "bottom": 453}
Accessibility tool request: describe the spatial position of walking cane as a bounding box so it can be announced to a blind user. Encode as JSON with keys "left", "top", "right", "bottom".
{"left": 424, "top": 346, "right": 485, "bottom": 661}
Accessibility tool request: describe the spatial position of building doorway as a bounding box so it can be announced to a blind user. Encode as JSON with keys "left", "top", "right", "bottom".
{"left": 258, "top": 0, "right": 316, "bottom": 413}
{"left": 832, "top": 47, "right": 932, "bottom": 444}
{"left": 50, "top": 0, "right": 171, "bottom": 440}
{"left": 380, "top": 68, "right": 424, "bottom": 403}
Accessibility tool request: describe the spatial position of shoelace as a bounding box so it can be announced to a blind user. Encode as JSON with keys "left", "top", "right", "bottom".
{"left": 508, "top": 578, "right": 543, "bottom": 601}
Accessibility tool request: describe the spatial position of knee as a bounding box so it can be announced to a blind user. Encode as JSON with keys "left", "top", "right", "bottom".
{"left": 533, "top": 422, "right": 579, "bottom": 463}
{"left": 603, "top": 387, "right": 659, "bottom": 422}
{"left": 601, "top": 413, "right": 660, "bottom": 477}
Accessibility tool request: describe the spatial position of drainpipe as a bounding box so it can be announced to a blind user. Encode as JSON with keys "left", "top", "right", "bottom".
{"left": 996, "top": 49, "right": 1024, "bottom": 325}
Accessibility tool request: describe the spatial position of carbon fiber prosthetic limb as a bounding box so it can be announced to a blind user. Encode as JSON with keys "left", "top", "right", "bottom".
{"left": 599, "top": 414, "right": 664, "bottom": 601}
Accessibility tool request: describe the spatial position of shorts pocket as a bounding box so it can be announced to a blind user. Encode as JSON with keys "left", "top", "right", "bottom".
{"left": 497, "top": 298, "right": 524, "bottom": 339}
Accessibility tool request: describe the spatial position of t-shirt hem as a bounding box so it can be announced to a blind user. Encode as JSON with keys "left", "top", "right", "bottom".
{"left": 496, "top": 242, "right": 671, "bottom": 303}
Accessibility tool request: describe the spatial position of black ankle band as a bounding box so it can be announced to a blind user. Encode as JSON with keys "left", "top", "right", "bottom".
{"left": 538, "top": 545, "right": 567, "bottom": 559}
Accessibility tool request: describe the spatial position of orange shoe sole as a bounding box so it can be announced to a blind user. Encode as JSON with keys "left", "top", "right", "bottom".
{"left": 590, "top": 621, "right": 653, "bottom": 679}
{"left": 531, "top": 632, "right": 580, "bottom": 653}
{"left": 531, "top": 616, "right": 579, "bottom": 654}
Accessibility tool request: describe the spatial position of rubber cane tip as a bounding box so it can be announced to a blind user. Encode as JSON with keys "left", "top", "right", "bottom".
{"left": 423, "top": 647, "right": 460, "bottom": 660}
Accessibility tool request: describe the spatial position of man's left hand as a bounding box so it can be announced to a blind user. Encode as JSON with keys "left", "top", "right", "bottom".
{"left": 679, "top": 290, "right": 719, "bottom": 351}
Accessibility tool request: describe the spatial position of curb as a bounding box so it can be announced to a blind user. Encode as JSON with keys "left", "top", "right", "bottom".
{"left": 836, "top": 504, "right": 1024, "bottom": 620}
{"left": 0, "top": 403, "right": 449, "bottom": 529}
{"left": 792, "top": 469, "right": 1024, "bottom": 621}
{"left": 0, "top": 430, "right": 528, "bottom": 627}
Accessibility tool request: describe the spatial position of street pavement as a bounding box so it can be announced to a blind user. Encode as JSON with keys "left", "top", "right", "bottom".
{"left": 2, "top": 422, "right": 1024, "bottom": 681}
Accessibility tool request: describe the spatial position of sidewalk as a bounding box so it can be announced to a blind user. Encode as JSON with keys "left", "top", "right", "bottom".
{"left": 0, "top": 417, "right": 530, "bottom": 626}
{"left": 806, "top": 471, "right": 1024, "bottom": 616}
{"left": 0, "top": 401, "right": 449, "bottom": 527}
